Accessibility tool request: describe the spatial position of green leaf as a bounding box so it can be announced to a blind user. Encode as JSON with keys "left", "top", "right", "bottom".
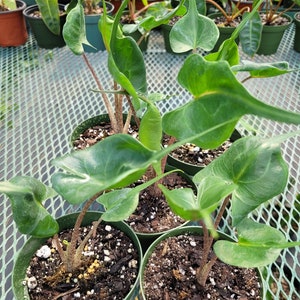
{"left": 205, "top": 38, "right": 239, "bottom": 66}
{"left": 139, "top": 104, "right": 162, "bottom": 151}
{"left": 35, "top": 0, "right": 60, "bottom": 35}
{"left": 63, "top": 2, "right": 92, "bottom": 55}
{"left": 0, "top": 177, "right": 59, "bottom": 237}
{"left": 160, "top": 176, "right": 235, "bottom": 221}
{"left": 162, "top": 54, "right": 300, "bottom": 148}
{"left": 107, "top": 0, "right": 147, "bottom": 109}
{"left": 51, "top": 134, "right": 156, "bottom": 204}
{"left": 97, "top": 169, "right": 178, "bottom": 221}
{"left": 96, "top": 188, "right": 139, "bottom": 222}
{"left": 232, "top": 60, "right": 295, "bottom": 77}
{"left": 239, "top": 11, "right": 262, "bottom": 57}
{"left": 139, "top": 0, "right": 187, "bottom": 32}
{"left": 169, "top": 0, "right": 219, "bottom": 52}
{"left": 193, "top": 135, "right": 289, "bottom": 225}
{"left": 159, "top": 185, "right": 199, "bottom": 220}
{"left": 214, "top": 219, "right": 287, "bottom": 267}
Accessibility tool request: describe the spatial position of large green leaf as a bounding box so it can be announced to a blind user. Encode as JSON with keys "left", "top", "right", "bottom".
{"left": 63, "top": 2, "right": 92, "bottom": 55}
{"left": 36, "top": 0, "right": 60, "bottom": 35}
{"left": 193, "top": 135, "right": 289, "bottom": 225}
{"left": 239, "top": 11, "right": 262, "bottom": 57}
{"left": 232, "top": 60, "right": 295, "bottom": 78}
{"left": 214, "top": 219, "right": 300, "bottom": 267}
{"left": 162, "top": 54, "right": 300, "bottom": 148}
{"left": 0, "top": 177, "right": 59, "bottom": 238}
{"left": 51, "top": 134, "right": 157, "bottom": 204}
{"left": 169, "top": 0, "right": 219, "bottom": 52}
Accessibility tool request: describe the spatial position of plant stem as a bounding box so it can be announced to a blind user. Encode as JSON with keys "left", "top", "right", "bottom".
{"left": 82, "top": 53, "right": 118, "bottom": 132}
{"left": 196, "top": 196, "right": 231, "bottom": 286}
{"left": 65, "top": 192, "right": 103, "bottom": 272}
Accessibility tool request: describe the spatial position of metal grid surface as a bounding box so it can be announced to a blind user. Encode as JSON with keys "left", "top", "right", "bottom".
{"left": 1, "top": 24, "right": 300, "bottom": 299}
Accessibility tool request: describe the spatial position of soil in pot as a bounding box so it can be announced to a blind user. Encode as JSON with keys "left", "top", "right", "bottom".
{"left": 26, "top": 223, "right": 140, "bottom": 299}
{"left": 163, "top": 134, "right": 234, "bottom": 168}
{"left": 142, "top": 232, "right": 261, "bottom": 299}
{"left": 72, "top": 120, "right": 139, "bottom": 150}
{"left": 125, "top": 171, "right": 192, "bottom": 234}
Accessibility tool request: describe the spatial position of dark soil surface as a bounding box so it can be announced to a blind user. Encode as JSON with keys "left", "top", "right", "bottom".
{"left": 126, "top": 172, "right": 193, "bottom": 234}
{"left": 163, "top": 135, "right": 234, "bottom": 167}
{"left": 26, "top": 223, "right": 139, "bottom": 299}
{"left": 213, "top": 15, "right": 242, "bottom": 27}
{"left": 72, "top": 123, "right": 139, "bottom": 150}
{"left": 143, "top": 233, "right": 261, "bottom": 299}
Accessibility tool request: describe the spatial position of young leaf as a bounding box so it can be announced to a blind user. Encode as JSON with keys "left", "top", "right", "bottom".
{"left": 107, "top": 0, "right": 147, "bottom": 109}
{"left": 193, "top": 135, "right": 289, "bottom": 225}
{"left": 0, "top": 177, "right": 59, "bottom": 238}
{"left": 232, "top": 60, "right": 295, "bottom": 78}
{"left": 205, "top": 38, "right": 239, "bottom": 67}
{"left": 139, "top": 104, "right": 162, "bottom": 151}
{"left": 97, "top": 169, "right": 178, "bottom": 221}
{"left": 162, "top": 54, "right": 300, "bottom": 148}
{"left": 169, "top": 0, "right": 219, "bottom": 52}
{"left": 51, "top": 134, "right": 157, "bottom": 204}
{"left": 35, "top": 0, "right": 60, "bottom": 35}
{"left": 214, "top": 219, "right": 291, "bottom": 268}
{"left": 63, "top": 2, "right": 92, "bottom": 55}
{"left": 239, "top": 11, "right": 262, "bottom": 57}
{"left": 139, "top": 0, "right": 187, "bottom": 32}
{"left": 96, "top": 188, "right": 139, "bottom": 222}
{"left": 160, "top": 176, "right": 235, "bottom": 221}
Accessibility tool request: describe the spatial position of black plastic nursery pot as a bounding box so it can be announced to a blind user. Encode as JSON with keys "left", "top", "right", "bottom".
{"left": 257, "top": 13, "right": 293, "bottom": 55}
{"left": 23, "top": 4, "right": 66, "bottom": 49}
{"left": 83, "top": 1, "right": 114, "bottom": 52}
{"left": 294, "top": 12, "right": 300, "bottom": 52}
{"left": 139, "top": 225, "right": 264, "bottom": 299}
{"left": 0, "top": 0, "right": 28, "bottom": 47}
{"left": 12, "top": 211, "right": 143, "bottom": 300}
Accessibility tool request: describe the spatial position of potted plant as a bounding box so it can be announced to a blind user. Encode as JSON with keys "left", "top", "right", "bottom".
{"left": 293, "top": 11, "right": 300, "bottom": 52}
{"left": 23, "top": 0, "right": 66, "bottom": 49}
{"left": 255, "top": 0, "right": 300, "bottom": 55}
{"left": 206, "top": 0, "right": 251, "bottom": 50}
{"left": 0, "top": 136, "right": 163, "bottom": 298}
{"left": 0, "top": 0, "right": 28, "bottom": 47}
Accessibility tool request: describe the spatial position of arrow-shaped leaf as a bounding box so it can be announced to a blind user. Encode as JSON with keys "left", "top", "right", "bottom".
{"left": 162, "top": 54, "right": 300, "bottom": 149}
{"left": 51, "top": 134, "right": 156, "bottom": 204}
{"left": 214, "top": 218, "right": 300, "bottom": 268}
{"left": 0, "top": 177, "right": 59, "bottom": 238}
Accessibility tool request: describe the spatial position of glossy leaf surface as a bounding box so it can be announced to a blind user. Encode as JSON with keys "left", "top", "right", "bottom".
{"left": 239, "top": 11, "right": 262, "bottom": 57}
{"left": 0, "top": 177, "right": 59, "bottom": 237}
{"left": 193, "top": 136, "right": 289, "bottom": 225}
{"left": 162, "top": 54, "right": 300, "bottom": 149}
{"left": 51, "top": 134, "right": 156, "bottom": 204}
{"left": 170, "top": 0, "right": 219, "bottom": 52}
{"left": 214, "top": 219, "right": 291, "bottom": 267}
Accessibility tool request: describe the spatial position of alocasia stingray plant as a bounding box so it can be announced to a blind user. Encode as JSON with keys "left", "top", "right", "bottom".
{"left": 1, "top": 0, "right": 300, "bottom": 292}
